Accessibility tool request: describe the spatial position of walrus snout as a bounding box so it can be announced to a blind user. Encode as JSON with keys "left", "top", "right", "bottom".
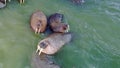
{"left": 36, "top": 41, "right": 49, "bottom": 55}
{"left": 59, "top": 23, "right": 70, "bottom": 33}
{"left": 64, "top": 24, "right": 70, "bottom": 33}
{"left": 35, "top": 21, "right": 42, "bottom": 34}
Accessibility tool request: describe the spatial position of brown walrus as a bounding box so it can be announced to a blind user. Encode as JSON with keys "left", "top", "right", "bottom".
{"left": 48, "top": 13, "right": 69, "bottom": 33}
{"left": 30, "top": 10, "right": 47, "bottom": 34}
{"left": 36, "top": 33, "right": 72, "bottom": 55}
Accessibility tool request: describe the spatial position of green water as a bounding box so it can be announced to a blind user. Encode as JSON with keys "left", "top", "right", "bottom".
{"left": 0, "top": 0, "right": 120, "bottom": 68}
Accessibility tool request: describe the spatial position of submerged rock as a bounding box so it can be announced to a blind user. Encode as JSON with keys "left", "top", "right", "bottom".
{"left": 31, "top": 52, "right": 60, "bottom": 68}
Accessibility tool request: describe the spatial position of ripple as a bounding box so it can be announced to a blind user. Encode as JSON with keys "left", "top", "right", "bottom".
{"left": 108, "top": 2, "right": 120, "bottom": 11}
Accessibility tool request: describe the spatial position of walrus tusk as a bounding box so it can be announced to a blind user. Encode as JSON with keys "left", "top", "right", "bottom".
{"left": 36, "top": 45, "right": 43, "bottom": 55}
{"left": 35, "top": 28, "right": 38, "bottom": 34}
{"left": 66, "top": 25, "right": 70, "bottom": 32}
{"left": 36, "top": 45, "right": 41, "bottom": 53}
{"left": 65, "top": 25, "right": 70, "bottom": 33}
{"left": 36, "top": 48, "right": 39, "bottom": 53}
{"left": 35, "top": 28, "right": 41, "bottom": 34}
{"left": 38, "top": 28, "right": 41, "bottom": 34}
{"left": 20, "top": 0, "right": 24, "bottom": 4}
{"left": 66, "top": 28, "right": 69, "bottom": 32}
{"left": 4, "top": 0, "right": 6, "bottom": 5}
{"left": 39, "top": 48, "right": 43, "bottom": 55}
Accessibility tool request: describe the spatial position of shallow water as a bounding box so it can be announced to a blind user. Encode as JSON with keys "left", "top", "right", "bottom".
{"left": 0, "top": 0, "right": 120, "bottom": 68}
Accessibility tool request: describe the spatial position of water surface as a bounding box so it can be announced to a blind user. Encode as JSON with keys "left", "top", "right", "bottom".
{"left": 0, "top": 0, "right": 120, "bottom": 68}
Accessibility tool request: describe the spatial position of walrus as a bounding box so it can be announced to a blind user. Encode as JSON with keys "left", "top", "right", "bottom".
{"left": 36, "top": 33, "right": 72, "bottom": 55}
{"left": 31, "top": 52, "right": 60, "bottom": 68}
{"left": 30, "top": 10, "right": 47, "bottom": 34}
{"left": 0, "top": 0, "right": 6, "bottom": 8}
{"left": 48, "top": 13, "right": 70, "bottom": 33}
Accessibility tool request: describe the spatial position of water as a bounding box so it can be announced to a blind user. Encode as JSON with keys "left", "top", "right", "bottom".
{"left": 0, "top": 0, "right": 120, "bottom": 68}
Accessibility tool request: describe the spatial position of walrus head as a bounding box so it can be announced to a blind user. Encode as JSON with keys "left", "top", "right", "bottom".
{"left": 36, "top": 41, "right": 49, "bottom": 55}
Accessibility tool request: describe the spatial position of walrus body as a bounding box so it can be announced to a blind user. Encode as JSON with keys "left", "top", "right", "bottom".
{"left": 36, "top": 33, "right": 72, "bottom": 55}
{"left": 48, "top": 13, "right": 69, "bottom": 33}
{"left": 0, "top": 0, "right": 6, "bottom": 8}
{"left": 31, "top": 53, "right": 60, "bottom": 68}
{"left": 30, "top": 10, "right": 47, "bottom": 34}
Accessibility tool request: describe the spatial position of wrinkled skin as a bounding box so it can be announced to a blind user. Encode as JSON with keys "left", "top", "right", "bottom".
{"left": 48, "top": 13, "right": 69, "bottom": 33}
{"left": 30, "top": 10, "right": 47, "bottom": 34}
{"left": 36, "top": 33, "right": 72, "bottom": 55}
